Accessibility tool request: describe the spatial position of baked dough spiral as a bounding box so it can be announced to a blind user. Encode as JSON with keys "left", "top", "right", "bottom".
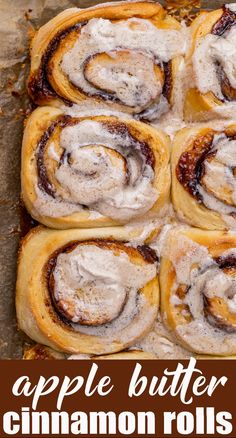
{"left": 28, "top": 1, "right": 184, "bottom": 121}
{"left": 160, "top": 227, "right": 236, "bottom": 356}
{"left": 23, "top": 344, "right": 155, "bottom": 360}
{"left": 184, "top": 4, "right": 236, "bottom": 121}
{"left": 16, "top": 226, "right": 159, "bottom": 354}
{"left": 22, "top": 106, "right": 170, "bottom": 229}
{"left": 172, "top": 124, "right": 236, "bottom": 230}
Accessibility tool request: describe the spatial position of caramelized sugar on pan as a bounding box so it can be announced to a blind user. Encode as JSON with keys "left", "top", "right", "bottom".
{"left": 165, "top": 0, "right": 200, "bottom": 23}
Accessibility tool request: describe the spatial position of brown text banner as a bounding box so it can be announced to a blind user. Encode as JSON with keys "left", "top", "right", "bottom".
{"left": 0, "top": 359, "right": 235, "bottom": 437}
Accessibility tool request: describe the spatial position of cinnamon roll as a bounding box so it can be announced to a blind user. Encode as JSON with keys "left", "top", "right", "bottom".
{"left": 22, "top": 107, "right": 170, "bottom": 229}
{"left": 184, "top": 4, "right": 236, "bottom": 121}
{"left": 172, "top": 124, "right": 236, "bottom": 230}
{"left": 28, "top": 1, "right": 185, "bottom": 121}
{"left": 16, "top": 226, "right": 159, "bottom": 354}
{"left": 160, "top": 227, "right": 236, "bottom": 356}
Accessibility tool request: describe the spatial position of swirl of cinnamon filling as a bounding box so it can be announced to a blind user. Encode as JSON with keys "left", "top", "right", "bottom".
{"left": 28, "top": 1, "right": 185, "bottom": 120}
{"left": 16, "top": 227, "right": 159, "bottom": 354}
{"left": 185, "top": 4, "right": 236, "bottom": 120}
{"left": 48, "top": 240, "right": 158, "bottom": 331}
{"left": 193, "top": 6, "right": 236, "bottom": 101}
{"left": 172, "top": 125, "right": 236, "bottom": 230}
{"left": 161, "top": 228, "right": 236, "bottom": 356}
{"left": 22, "top": 108, "right": 170, "bottom": 228}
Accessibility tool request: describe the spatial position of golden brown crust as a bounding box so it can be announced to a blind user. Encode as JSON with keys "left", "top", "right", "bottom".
{"left": 16, "top": 226, "right": 159, "bottom": 354}
{"left": 171, "top": 124, "right": 236, "bottom": 230}
{"left": 22, "top": 106, "right": 170, "bottom": 229}
{"left": 27, "top": 1, "right": 181, "bottom": 116}
{"left": 184, "top": 6, "right": 236, "bottom": 121}
{"left": 160, "top": 227, "right": 236, "bottom": 356}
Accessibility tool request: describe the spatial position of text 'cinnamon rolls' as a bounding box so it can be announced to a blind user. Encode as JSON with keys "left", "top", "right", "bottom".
{"left": 172, "top": 124, "right": 236, "bottom": 230}
{"left": 28, "top": 1, "right": 185, "bottom": 121}
{"left": 16, "top": 226, "right": 159, "bottom": 354}
{"left": 160, "top": 227, "right": 236, "bottom": 356}
{"left": 22, "top": 106, "right": 170, "bottom": 228}
{"left": 184, "top": 3, "right": 236, "bottom": 120}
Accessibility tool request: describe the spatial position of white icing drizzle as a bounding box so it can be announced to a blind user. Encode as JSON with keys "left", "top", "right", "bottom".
{"left": 67, "top": 354, "right": 91, "bottom": 360}
{"left": 166, "top": 231, "right": 236, "bottom": 355}
{"left": 34, "top": 185, "right": 82, "bottom": 218}
{"left": 150, "top": 222, "right": 179, "bottom": 259}
{"left": 124, "top": 205, "right": 174, "bottom": 247}
{"left": 225, "top": 3, "right": 236, "bottom": 13}
{"left": 53, "top": 243, "right": 157, "bottom": 343}
{"left": 61, "top": 17, "right": 186, "bottom": 112}
{"left": 48, "top": 142, "right": 60, "bottom": 162}
{"left": 193, "top": 24, "right": 236, "bottom": 100}
{"left": 35, "top": 120, "right": 158, "bottom": 221}
{"left": 60, "top": 100, "right": 131, "bottom": 120}
{"left": 151, "top": 41, "right": 188, "bottom": 132}
{"left": 197, "top": 133, "right": 236, "bottom": 228}
{"left": 163, "top": 231, "right": 213, "bottom": 285}
{"left": 136, "top": 317, "right": 192, "bottom": 359}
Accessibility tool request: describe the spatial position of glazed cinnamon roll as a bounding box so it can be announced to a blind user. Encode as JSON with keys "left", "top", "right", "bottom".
{"left": 172, "top": 124, "right": 236, "bottom": 230}
{"left": 28, "top": 1, "right": 185, "bottom": 121}
{"left": 16, "top": 226, "right": 159, "bottom": 354}
{"left": 184, "top": 4, "right": 236, "bottom": 121}
{"left": 22, "top": 107, "right": 170, "bottom": 229}
{"left": 160, "top": 227, "right": 236, "bottom": 356}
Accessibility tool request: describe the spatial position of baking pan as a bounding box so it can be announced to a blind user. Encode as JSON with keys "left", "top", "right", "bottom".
{"left": 0, "top": 0, "right": 226, "bottom": 359}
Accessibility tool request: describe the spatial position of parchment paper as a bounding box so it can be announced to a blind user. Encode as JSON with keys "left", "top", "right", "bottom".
{"left": 0, "top": 0, "right": 225, "bottom": 359}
